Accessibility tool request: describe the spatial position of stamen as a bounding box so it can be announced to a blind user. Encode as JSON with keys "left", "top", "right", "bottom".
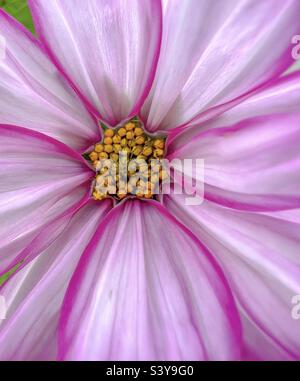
{"left": 86, "top": 118, "right": 167, "bottom": 201}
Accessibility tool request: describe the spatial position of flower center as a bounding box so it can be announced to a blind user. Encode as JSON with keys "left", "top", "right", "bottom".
{"left": 86, "top": 118, "right": 167, "bottom": 201}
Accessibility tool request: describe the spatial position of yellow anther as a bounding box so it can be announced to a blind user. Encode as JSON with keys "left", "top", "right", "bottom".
{"left": 118, "top": 127, "right": 126, "bottom": 137}
{"left": 154, "top": 139, "right": 165, "bottom": 149}
{"left": 104, "top": 145, "right": 113, "bottom": 153}
{"left": 89, "top": 151, "right": 98, "bottom": 161}
{"left": 125, "top": 122, "right": 135, "bottom": 131}
{"left": 99, "top": 152, "right": 109, "bottom": 160}
{"left": 132, "top": 146, "right": 143, "bottom": 156}
{"left": 135, "top": 136, "right": 145, "bottom": 145}
{"left": 104, "top": 137, "right": 113, "bottom": 145}
{"left": 154, "top": 148, "right": 164, "bottom": 158}
{"left": 143, "top": 146, "right": 153, "bottom": 157}
{"left": 128, "top": 140, "right": 136, "bottom": 148}
{"left": 110, "top": 153, "right": 119, "bottom": 162}
{"left": 114, "top": 144, "right": 122, "bottom": 153}
{"left": 112, "top": 134, "right": 121, "bottom": 144}
{"left": 126, "top": 131, "right": 134, "bottom": 140}
{"left": 93, "top": 190, "right": 105, "bottom": 200}
{"left": 134, "top": 127, "right": 143, "bottom": 136}
{"left": 121, "top": 138, "right": 127, "bottom": 147}
{"left": 104, "top": 129, "right": 114, "bottom": 137}
{"left": 95, "top": 143, "right": 104, "bottom": 153}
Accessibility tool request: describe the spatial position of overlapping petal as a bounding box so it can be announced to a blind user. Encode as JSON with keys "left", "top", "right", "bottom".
{"left": 0, "top": 125, "right": 93, "bottom": 276}
{"left": 29, "top": 0, "right": 162, "bottom": 126}
{"left": 142, "top": 0, "right": 300, "bottom": 132}
{"left": 0, "top": 200, "right": 111, "bottom": 360}
{"left": 0, "top": 10, "right": 100, "bottom": 152}
{"left": 168, "top": 113, "right": 300, "bottom": 211}
{"left": 164, "top": 195, "right": 300, "bottom": 360}
{"left": 58, "top": 200, "right": 241, "bottom": 361}
{"left": 169, "top": 72, "right": 300, "bottom": 153}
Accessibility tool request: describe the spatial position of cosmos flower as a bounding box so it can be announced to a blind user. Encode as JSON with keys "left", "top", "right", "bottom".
{"left": 0, "top": 0, "right": 300, "bottom": 361}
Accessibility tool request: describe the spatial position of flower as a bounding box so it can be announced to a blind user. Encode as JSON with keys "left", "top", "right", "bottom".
{"left": 0, "top": 0, "right": 300, "bottom": 361}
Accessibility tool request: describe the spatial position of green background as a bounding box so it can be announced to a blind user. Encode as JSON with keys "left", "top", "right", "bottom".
{"left": 0, "top": 0, "right": 34, "bottom": 33}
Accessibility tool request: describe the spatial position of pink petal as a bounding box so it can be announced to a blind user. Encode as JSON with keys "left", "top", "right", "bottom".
{"left": 0, "top": 10, "right": 100, "bottom": 152}
{"left": 241, "top": 313, "right": 296, "bottom": 361}
{"left": 141, "top": 0, "right": 300, "bottom": 132}
{"left": 29, "top": 0, "right": 162, "bottom": 126}
{"left": 164, "top": 195, "right": 300, "bottom": 359}
{"left": 0, "top": 200, "right": 111, "bottom": 360}
{"left": 168, "top": 113, "right": 300, "bottom": 211}
{"left": 58, "top": 199, "right": 241, "bottom": 361}
{"left": 263, "top": 208, "right": 300, "bottom": 224}
{"left": 0, "top": 125, "right": 93, "bottom": 275}
{"left": 169, "top": 72, "right": 300, "bottom": 153}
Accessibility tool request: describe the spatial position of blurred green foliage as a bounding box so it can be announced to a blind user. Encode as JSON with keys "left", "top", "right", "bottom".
{"left": 0, "top": 0, "right": 35, "bottom": 34}
{"left": 0, "top": 264, "right": 20, "bottom": 286}
{"left": 0, "top": 275, "right": 7, "bottom": 286}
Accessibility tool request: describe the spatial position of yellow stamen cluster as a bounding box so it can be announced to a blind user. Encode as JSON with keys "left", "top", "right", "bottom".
{"left": 88, "top": 120, "right": 168, "bottom": 201}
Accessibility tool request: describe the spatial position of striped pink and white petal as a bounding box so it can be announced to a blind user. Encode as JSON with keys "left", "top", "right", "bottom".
{"left": 0, "top": 200, "right": 111, "bottom": 360}
{"left": 141, "top": 0, "right": 300, "bottom": 132}
{"left": 164, "top": 195, "right": 300, "bottom": 360}
{"left": 58, "top": 200, "right": 241, "bottom": 361}
{"left": 0, "top": 10, "right": 100, "bottom": 152}
{"left": 29, "top": 0, "right": 162, "bottom": 126}
{"left": 168, "top": 113, "right": 300, "bottom": 211}
{"left": 0, "top": 124, "right": 93, "bottom": 276}
{"left": 169, "top": 72, "right": 300, "bottom": 153}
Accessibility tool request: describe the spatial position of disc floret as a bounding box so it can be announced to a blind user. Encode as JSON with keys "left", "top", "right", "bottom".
{"left": 87, "top": 119, "right": 168, "bottom": 201}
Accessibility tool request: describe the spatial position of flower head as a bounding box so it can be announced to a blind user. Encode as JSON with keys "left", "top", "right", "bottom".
{"left": 0, "top": 0, "right": 300, "bottom": 361}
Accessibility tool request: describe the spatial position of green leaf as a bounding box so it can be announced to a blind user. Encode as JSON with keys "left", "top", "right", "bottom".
{"left": 0, "top": 0, "right": 35, "bottom": 34}
{"left": 0, "top": 273, "right": 9, "bottom": 286}
{"left": 0, "top": 263, "right": 21, "bottom": 286}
